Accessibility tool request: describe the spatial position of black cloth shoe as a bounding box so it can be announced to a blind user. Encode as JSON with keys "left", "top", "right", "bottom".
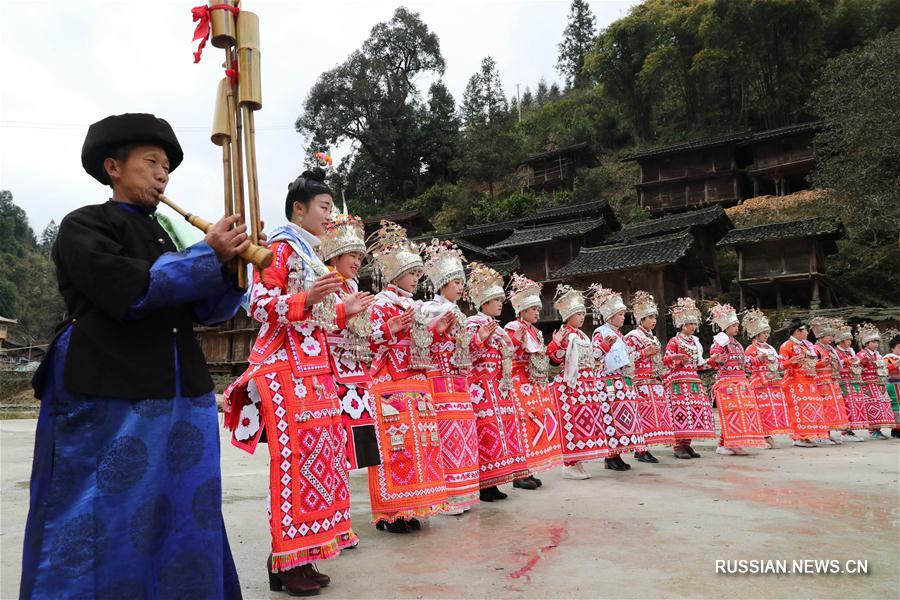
{"left": 529, "top": 475, "right": 543, "bottom": 487}
{"left": 492, "top": 486, "right": 509, "bottom": 500}
{"left": 686, "top": 446, "right": 701, "bottom": 458}
{"left": 513, "top": 477, "right": 538, "bottom": 490}
{"left": 376, "top": 519, "right": 409, "bottom": 534}
{"left": 479, "top": 488, "right": 496, "bottom": 502}
{"left": 892, "top": 429, "right": 900, "bottom": 439}
{"left": 605, "top": 457, "right": 628, "bottom": 471}
{"left": 617, "top": 455, "right": 632, "bottom": 470}
{"left": 673, "top": 447, "right": 692, "bottom": 459}
{"left": 635, "top": 451, "right": 659, "bottom": 464}
{"left": 407, "top": 518, "right": 421, "bottom": 531}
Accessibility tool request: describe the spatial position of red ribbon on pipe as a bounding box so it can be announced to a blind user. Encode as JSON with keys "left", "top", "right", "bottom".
{"left": 191, "top": 4, "right": 240, "bottom": 64}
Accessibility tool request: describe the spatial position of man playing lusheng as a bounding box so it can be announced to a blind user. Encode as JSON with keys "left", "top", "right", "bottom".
{"left": 21, "top": 113, "right": 250, "bottom": 599}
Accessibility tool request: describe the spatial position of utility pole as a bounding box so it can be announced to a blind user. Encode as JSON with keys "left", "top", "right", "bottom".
{"left": 516, "top": 83, "right": 522, "bottom": 121}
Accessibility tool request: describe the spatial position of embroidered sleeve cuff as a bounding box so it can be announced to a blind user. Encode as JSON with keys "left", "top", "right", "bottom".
{"left": 287, "top": 292, "right": 308, "bottom": 322}
{"left": 335, "top": 303, "right": 347, "bottom": 330}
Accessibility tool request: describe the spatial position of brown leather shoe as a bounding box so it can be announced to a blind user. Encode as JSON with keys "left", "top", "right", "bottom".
{"left": 268, "top": 556, "right": 321, "bottom": 596}
{"left": 673, "top": 447, "right": 692, "bottom": 459}
{"left": 301, "top": 563, "right": 330, "bottom": 588}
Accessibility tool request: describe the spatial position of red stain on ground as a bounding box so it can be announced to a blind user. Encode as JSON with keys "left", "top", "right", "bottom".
{"left": 509, "top": 525, "right": 567, "bottom": 583}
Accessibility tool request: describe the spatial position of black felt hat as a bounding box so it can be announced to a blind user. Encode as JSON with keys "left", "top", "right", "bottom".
{"left": 81, "top": 113, "right": 183, "bottom": 185}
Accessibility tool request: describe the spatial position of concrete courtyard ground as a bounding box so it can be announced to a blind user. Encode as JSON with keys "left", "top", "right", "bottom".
{"left": 1, "top": 418, "right": 898, "bottom": 599}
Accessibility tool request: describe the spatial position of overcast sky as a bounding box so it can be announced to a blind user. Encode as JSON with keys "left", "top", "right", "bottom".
{"left": 1, "top": 0, "right": 638, "bottom": 236}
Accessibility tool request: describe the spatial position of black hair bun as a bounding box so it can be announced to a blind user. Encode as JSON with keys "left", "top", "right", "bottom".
{"left": 787, "top": 318, "right": 806, "bottom": 334}
{"left": 284, "top": 167, "right": 333, "bottom": 220}
{"left": 890, "top": 334, "right": 900, "bottom": 349}
{"left": 302, "top": 167, "right": 327, "bottom": 183}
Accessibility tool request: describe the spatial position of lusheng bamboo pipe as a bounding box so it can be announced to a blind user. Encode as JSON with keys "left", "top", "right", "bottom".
{"left": 209, "top": 0, "right": 247, "bottom": 286}
{"left": 236, "top": 11, "right": 262, "bottom": 249}
{"left": 158, "top": 195, "right": 273, "bottom": 269}
{"left": 211, "top": 78, "right": 234, "bottom": 219}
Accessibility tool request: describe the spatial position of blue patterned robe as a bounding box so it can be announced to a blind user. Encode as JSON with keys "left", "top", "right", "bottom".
{"left": 20, "top": 219, "right": 244, "bottom": 599}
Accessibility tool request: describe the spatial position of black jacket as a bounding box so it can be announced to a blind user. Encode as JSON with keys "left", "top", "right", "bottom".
{"left": 33, "top": 201, "right": 215, "bottom": 399}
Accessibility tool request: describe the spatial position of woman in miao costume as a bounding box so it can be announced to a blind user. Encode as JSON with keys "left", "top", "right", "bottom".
{"left": 884, "top": 333, "right": 900, "bottom": 438}
{"left": 833, "top": 321, "right": 868, "bottom": 441}
{"left": 706, "top": 303, "right": 767, "bottom": 455}
{"left": 546, "top": 286, "right": 608, "bottom": 479}
{"left": 810, "top": 317, "right": 850, "bottom": 445}
{"left": 366, "top": 221, "right": 449, "bottom": 533}
{"left": 664, "top": 297, "right": 716, "bottom": 459}
{"left": 224, "top": 169, "right": 373, "bottom": 595}
{"left": 504, "top": 273, "right": 564, "bottom": 489}
{"left": 623, "top": 291, "right": 675, "bottom": 463}
{"left": 465, "top": 262, "right": 529, "bottom": 502}
{"left": 743, "top": 308, "right": 792, "bottom": 448}
{"left": 855, "top": 322, "right": 894, "bottom": 440}
{"left": 779, "top": 318, "right": 828, "bottom": 447}
{"left": 589, "top": 284, "right": 647, "bottom": 471}
{"left": 319, "top": 214, "right": 382, "bottom": 472}
{"left": 419, "top": 240, "right": 480, "bottom": 515}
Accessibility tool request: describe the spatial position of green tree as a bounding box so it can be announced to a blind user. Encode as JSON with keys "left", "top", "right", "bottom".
{"left": 456, "top": 57, "right": 521, "bottom": 199}
{"left": 296, "top": 7, "right": 445, "bottom": 206}
{"left": 697, "top": 0, "right": 826, "bottom": 131}
{"left": 810, "top": 29, "right": 900, "bottom": 246}
{"left": 557, "top": 0, "right": 597, "bottom": 89}
{"left": 419, "top": 81, "right": 461, "bottom": 185}
{"left": 516, "top": 86, "right": 627, "bottom": 155}
{"left": 39, "top": 220, "right": 58, "bottom": 253}
{"left": 585, "top": 8, "right": 657, "bottom": 139}
{"left": 0, "top": 191, "right": 65, "bottom": 341}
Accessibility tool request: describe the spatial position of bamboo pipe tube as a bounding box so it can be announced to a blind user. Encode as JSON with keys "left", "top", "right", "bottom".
{"left": 225, "top": 49, "right": 247, "bottom": 287}
{"left": 241, "top": 107, "right": 261, "bottom": 247}
{"left": 158, "top": 195, "right": 273, "bottom": 269}
{"left": 209, "top": 0, "right": 239, "bottom": 48}
{"left": 211, "top": 78, "right": 234, "bottom": 219}
{"left": 236, "top": 11, "right": 262, "bottom": 248}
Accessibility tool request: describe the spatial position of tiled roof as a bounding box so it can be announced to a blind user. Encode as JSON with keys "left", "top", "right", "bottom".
{"left": 487, "top": 218, "right": 607, "bottom": 251}
{"left": 625, "top": 122, "right": 823, "bottom": 161}
{"left": 362, "top": 209, "right": 422, "bottom": 224}
{"left": 607, "top": 205, "right": 730, "bottom": 243}
{"left": 409, "top": 234, "right": 501, "bottom": 261}
{"left": 737, "top": 122, "right": 822, "bottom": 145}
{"left": 456, "top": 219, "right": 521, "bottom": 238}
{"left": 522, "top": 142, "right": 592, "bottom": 164}
{"left": 517, "top": 200, "right": 613, "bottom": 225}
{"left": 624, "top": 132, "right": 748, "bottom": 161}
{"left": 551, "top": 230, "right": 695, "bottom": 278}
{"left": 718, "top": 217, "right": 843, "bottom": 247}
{"left": 486, "top": 256, "right": 521, "bottom": 276}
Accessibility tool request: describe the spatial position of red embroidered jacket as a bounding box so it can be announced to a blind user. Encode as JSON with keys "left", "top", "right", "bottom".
{"left": 369, "top": 285, "right": 428, "bottom": 381}
{"left": 466, "top": 313, "right": 512, "bottom": 378}
{"left": 663, "top": 334, "right": 705, "bottom": 384}
{"left": 326, "top": 279, "right": 371, "bottom": 387}
{"left": 835, "top": 345, "right": 862, "bottom": 386}
{"left": 778, "top": 338, "right": 818, "bottom": 382}
{"left": 745, "top": 341, "right": 784, "bottom": 385}
{"left": 857, "top": 348, "right": 885, "bottom": 385}
{"left": 504, "top": 319, "right": 545, "bottom": 378}
{"left": 709, "top": 338, "right": 748, "bottom": 381}
{"left": 623, "top": 327, "right": 663, "bottom": 381}
{"left": 420, "top": 296, "right": 469, "bottom": 380}
{"left": 814, "top": 341, "right": 842, "bottom": 384}
{"left": 247, "top": 240, "right": 346, "bottom": 376}
{"left": 546, "top": 325, "right": 578, "bottom": 365}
